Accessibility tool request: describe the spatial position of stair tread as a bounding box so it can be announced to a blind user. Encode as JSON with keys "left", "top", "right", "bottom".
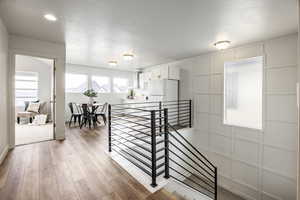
{"left": 146, "top": 189, "right": 185, "bottom": 200}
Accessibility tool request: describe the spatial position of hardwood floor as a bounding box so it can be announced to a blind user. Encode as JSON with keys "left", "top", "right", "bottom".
{"left": 0, "top": 126, "right": 175, "bottom": 200}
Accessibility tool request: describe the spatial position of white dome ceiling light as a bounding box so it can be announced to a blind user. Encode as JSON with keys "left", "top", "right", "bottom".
{"left": 44, "top": 14, "right": 57, "bottom": 22}
{"left": 123, "top": 53, "right": 134, "bottom": 61}
{"left": 108, "top": 61, "right": 118, "bottom": 66}
{"left": 214, "top": 40, "right": 231, "bottom": 50}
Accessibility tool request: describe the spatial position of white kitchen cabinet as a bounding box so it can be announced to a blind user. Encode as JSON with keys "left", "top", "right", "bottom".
{"left": 168, "top": 65, "right": 180, "bottom": 80}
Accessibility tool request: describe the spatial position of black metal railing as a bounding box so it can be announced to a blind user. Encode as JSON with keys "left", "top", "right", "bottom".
{"left": 108, "top": 100, "right": 217, "bottom": 199}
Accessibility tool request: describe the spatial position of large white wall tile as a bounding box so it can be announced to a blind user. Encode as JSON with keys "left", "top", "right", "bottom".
{"left": 210, "top": 152, "right": 231, "bottom": 177}
{"left": 263, "top": 146, "right": 296, "bottom": 178}
{"left": 266, "top": 95, "right": 297, "bottom": 123}
{"left": 264, "top": 122, "right": 297, "bottom": 151}
{"left": 209, "top": 115, "right": 232, "bottom": 137}
{"left": 194, "top": 94, "right": 209, "bottom": 113}
{"left": 231, "top": 181, "right": 260, "bottom": 200}
{"left": 265, "top": 34, "right": 297, "bottom": 68}
{"left": 210, "top": 74, "right": 223, "bottom": 94}
{"left": 266, "top": 67, "right": 297, "bottom": 94}
{"left": 194, "top": 112, "right": 209, "bottom": 131}
{"left": 262, "top": 170, "right": 296, "bottom": 200}
{"left": 210, "top": 95, "right": 222, "bottom": 115}
{"left": 193, "top": 75, "right": 210, "bottom": 93}
{"left": 193, "top": 54, "right": 211, "bottom": 75}
{"left": 232, "top": 161, "right": 259, "bottom": 189}
{"left": 211, "top": 50, "right": 234, "bottom": 74}
{"left": 233, "top": 139, "right": 259, "bottom": 165}
{"left": 234, "top": 43, "right": 264, "bottom": 60}
{"left": 233, "top": 127, "right": 261, "bottom": 143}
{"left": 210, "top": 134, "right": 231, "bottom": 156}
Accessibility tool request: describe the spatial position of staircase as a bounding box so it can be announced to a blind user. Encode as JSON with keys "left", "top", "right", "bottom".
{"left": 108, "top": 100, "right": 218, "bottom": 200}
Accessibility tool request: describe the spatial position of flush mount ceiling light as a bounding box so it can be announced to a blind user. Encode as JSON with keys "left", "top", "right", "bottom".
{"left": 123, "top": 53, "right": 134, "bottom": 61}
{"left": 108, "top": 61, "right": 118, "bottom": 66}
{"left": 44, "top": 14, "right": 57, "bottom": 21}
{"left": 214, "top": 40, "right": 231, "bottom": 50}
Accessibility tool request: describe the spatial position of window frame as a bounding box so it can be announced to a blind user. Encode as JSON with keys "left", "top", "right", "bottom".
{"left": 223, "top": 56, "right": 264, "bottom": 131}
{"left": 91, "top": 75, "right": 111, "bottom": 93}
{"left": 15, "top": 71, "right": 39, "bottom": 106}
{"left": 65, "top": 73, "right": 89, "bottom": 93}
{"left": 112, "top": 77, "right": 129, "bottom": 93}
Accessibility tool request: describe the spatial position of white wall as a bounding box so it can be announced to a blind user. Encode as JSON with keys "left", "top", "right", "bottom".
{"left": 15, "top": 55, "right": 53, "bottom": 120}
{"left": 8, "top": 35, "right": 66, "bottom": 142}
{"left": 150, "top": 34, "right": 298, "bottom": 200}
{"left": 65, "top": 64, "right": 135, "bottom": 120}
{"left": 0, "top": 17, "right": 8, "bottom": 164}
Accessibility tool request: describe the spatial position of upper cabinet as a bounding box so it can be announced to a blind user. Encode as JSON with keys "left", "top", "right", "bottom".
{"left": 143, "top": 65, "right": 180, "bottom": 81}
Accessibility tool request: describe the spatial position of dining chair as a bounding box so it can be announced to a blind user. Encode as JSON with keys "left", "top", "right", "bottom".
{"left": 95, "top": 103, "right": 108, "bottom": 125}
{"left": 68, "top": 102, "right": 82, "bottom": 127}
{"left": 80, "top": 104, "right": 97, "bottom": 129}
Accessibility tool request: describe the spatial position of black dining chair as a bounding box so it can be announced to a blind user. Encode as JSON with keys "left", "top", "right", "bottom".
{"left": 95, "top": 103, "right": 108, "bottom": 125}
{"left": 80, "top": 104, "right": 97, "bottom": 129}
{"left": 68, "top": 102, "right": 82, "bottom": 127}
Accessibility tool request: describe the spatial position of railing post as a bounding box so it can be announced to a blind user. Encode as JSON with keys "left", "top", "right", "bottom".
{"left": 108, "top": 104, "right": 112, "bottom": 152}
{"left": 164, "top": 108, "right": 170, "bottom": 179}
{"left": 214, "top": 167, "right": 218, "bottom": 200}
{"left": 159, "top": 101, "right": 162, "bottom": 133}
{"left": 189, "top": 99, "right": 192, "bottom": 128}
{"left": 150, "top": 110, "right": 157, "bottom": 187}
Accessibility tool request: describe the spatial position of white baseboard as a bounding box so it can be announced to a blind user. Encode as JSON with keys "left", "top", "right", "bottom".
{"left": 0, "top": 145, "right": 9, "bottom": 165}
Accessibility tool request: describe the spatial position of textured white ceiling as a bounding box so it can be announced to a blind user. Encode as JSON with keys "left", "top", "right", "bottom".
{"left": 0, "top": 0, "right": 297, "bottom": 70}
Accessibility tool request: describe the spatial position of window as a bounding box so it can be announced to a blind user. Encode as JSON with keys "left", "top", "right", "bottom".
{"left": 91, "top": 76, "right": 111, "bottom": 93}
{"left": 15, "top": 72, "right": 38, "bottom": 107}
{"left": 224, "top": 56, "right": 263, "bottom": 130}
{"left": 65, "top": 73, "right": 88, "bottom": 93}
{"left": 113, "top": 78, "right": 129, "bottom": 93}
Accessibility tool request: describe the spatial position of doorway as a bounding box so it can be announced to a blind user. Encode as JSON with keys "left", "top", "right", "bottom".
{"left": 14, "top": 54, "right": 55, "bottom": 145}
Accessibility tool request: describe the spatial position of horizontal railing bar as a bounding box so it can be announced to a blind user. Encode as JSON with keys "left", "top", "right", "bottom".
{"left": 111, "top": 110, "right": 151, "bottom": 117}
{"left": 112, "top": 149, "right": 152, "bottom": 177}
{"left": 113, "top": 145, "right": 152, "bottom": 169}
{"left": 170, "top": 157, "right": 215, "bottom": 188}
{"left": 169, "top": 150, "right": 215, "bottom": 183}
{"left": 157, "top": 162, "right": 165, "bottom": 170}
{"left": 111, "top": 112, "right": 151, "bottom": 120}
{"left": 111, "top": 142, "right": 152, "bottom": 161}
{"left": 112, "top": 133, "right": 151, "bottom": 153}
{"left": 169, "top": 142, "right": 215, "bottom": 178}
{"left": 111, "top": 105, "right": 151, "bottom": 112}
{"left": 156, "top": 155, "right": 165, "bottom": 162}
{"left": 112, "top": 121, "right": 151, "bottom": 135}
{"left": 112, "top": 115, "right": 151, "bottom": 128}
{"left": 156, "top": 147, "right": 165, "bottom": 153}
{"left": 111, "top": 128, "right": 151, "bottom": 145}
{"left": 170, "top": 167, "right": 215, "bottom": 194}
{"left": 111, "top": 126, "right": 151, "bottom": 137}
{"left": 157, "top": 169, "right": 165, "bottom": 177}
{"left": 170, "top": 175, "right": 214, "bottom": 198}
{"left": 112, "top": 100, "right": 190, "bottom": 106}
{"left": 168, "top": 124, "right": 216, "bottom": 170}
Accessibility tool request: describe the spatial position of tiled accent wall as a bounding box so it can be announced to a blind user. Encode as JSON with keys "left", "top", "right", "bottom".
{"left": 166, "top": 34, "right": 297, "bottom": 200}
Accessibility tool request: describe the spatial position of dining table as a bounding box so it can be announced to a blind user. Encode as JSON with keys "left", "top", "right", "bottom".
{"left": 76, "top": 103, "right": 104, "bottom": 128}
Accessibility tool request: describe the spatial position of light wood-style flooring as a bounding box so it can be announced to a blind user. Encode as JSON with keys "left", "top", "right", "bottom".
{"left": 0, "top": 126, "right": 176, "bottom": 200}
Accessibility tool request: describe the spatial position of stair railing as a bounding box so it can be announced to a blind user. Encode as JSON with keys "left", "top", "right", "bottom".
{"left": 108, "top": 100, "right": 217, "bottom": 199}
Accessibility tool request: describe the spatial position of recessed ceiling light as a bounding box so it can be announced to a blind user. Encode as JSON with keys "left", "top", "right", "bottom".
{"left": 123, "top": 53, "right": 134, "bottom": 61}
{"left": 44, "top": 14, "right": 57, "bottom": 22}
{"left": 214, "top": 40, "right": 231, "bottom": 50}
{"left": 108, "top": 61, "right": 118, "bottom": 66}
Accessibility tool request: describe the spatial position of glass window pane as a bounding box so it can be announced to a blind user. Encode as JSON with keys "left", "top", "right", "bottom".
{"left": 65, "top": 74, "right": 88, "bottom": 93}
{"left": 15, "top": 89, "right": 38, "bottom": 98}
{"left": 224, "top": 56, "right": 263, "bottom": 130}
{"left": 92, "top": 76, "right": 111, "bottom": 93}
{"left": 15, "top": 81, "right": 38, "bottom": 89}
{"left": 113, "top": 78, "right": 129, "bottom": 93}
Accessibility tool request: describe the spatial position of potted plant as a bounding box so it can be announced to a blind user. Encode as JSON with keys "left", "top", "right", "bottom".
{"left": 83, "top": 89, "right": 98, "bottom": 105}
{"left": 127, "top": 89, "right": 135, "bottom": 99}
